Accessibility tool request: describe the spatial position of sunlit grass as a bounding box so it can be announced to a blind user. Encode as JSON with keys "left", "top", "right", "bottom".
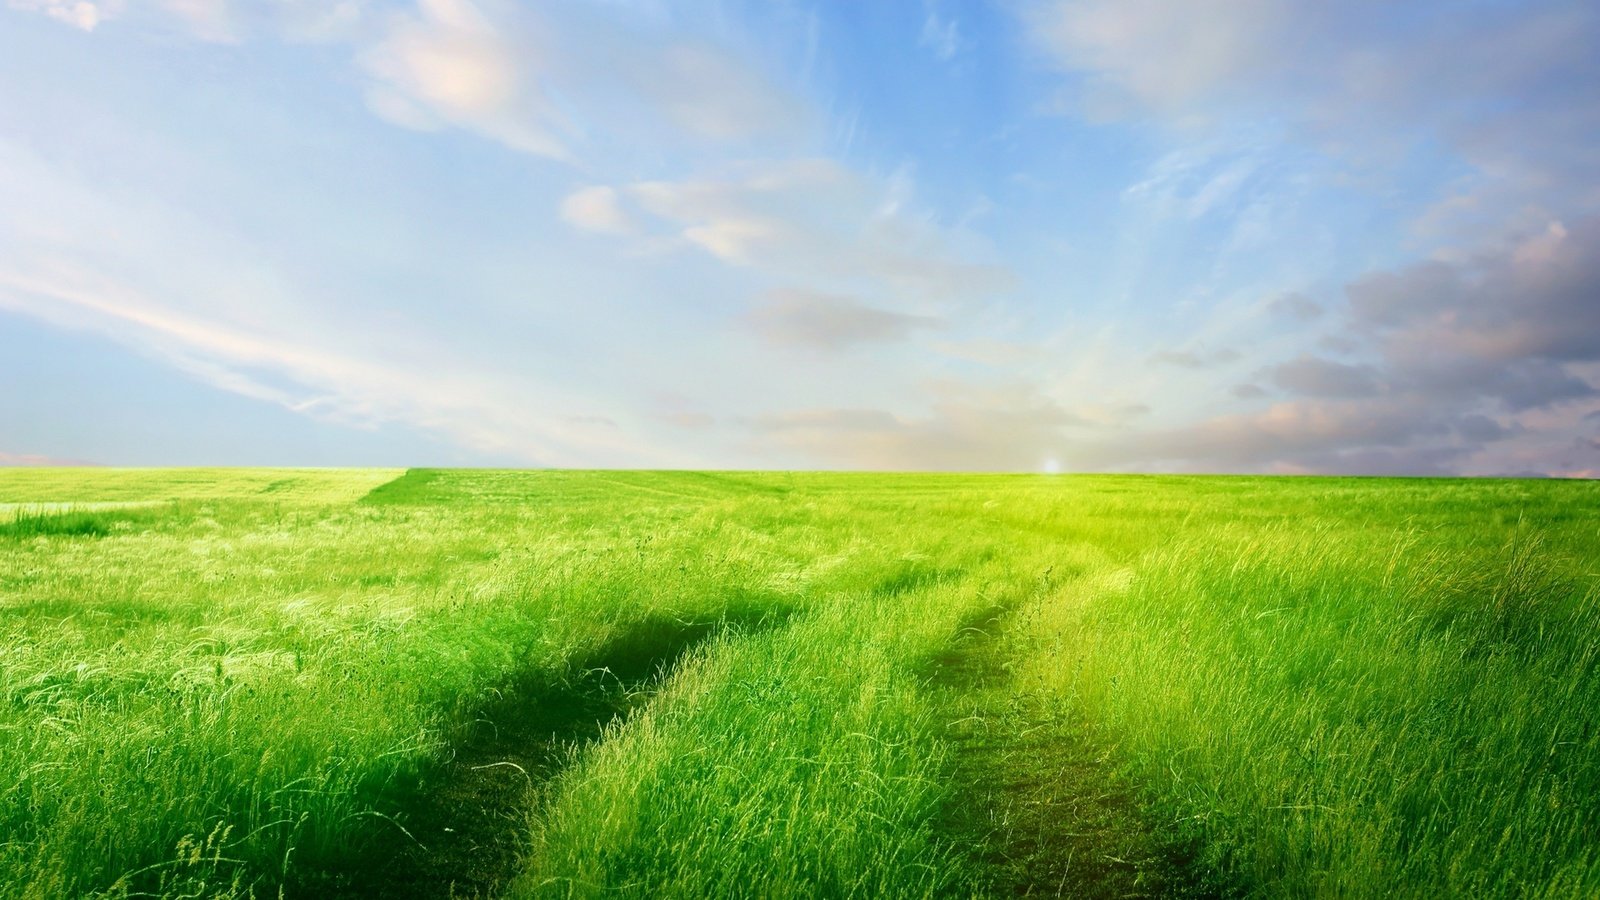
{"left": 0, "top": 469, "right": 1595, "bottom": 898}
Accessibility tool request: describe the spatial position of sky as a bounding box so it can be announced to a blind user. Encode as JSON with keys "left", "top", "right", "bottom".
{"left": 2, "top": 0, "right": 1598, "bottom": 475}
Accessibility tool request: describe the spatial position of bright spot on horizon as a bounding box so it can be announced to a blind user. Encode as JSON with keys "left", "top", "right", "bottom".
{"left": 1042, "top": 457, "right": 1063, "bottom": 476}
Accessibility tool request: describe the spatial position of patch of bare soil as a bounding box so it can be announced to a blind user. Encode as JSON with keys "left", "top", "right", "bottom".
{"left": 930, "top": 605, "right": 1239, "bottom": 898}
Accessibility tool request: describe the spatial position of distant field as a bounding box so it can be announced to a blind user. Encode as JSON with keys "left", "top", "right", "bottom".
{"left": 2, "top": 469, "right": 1597, "bottom": 898}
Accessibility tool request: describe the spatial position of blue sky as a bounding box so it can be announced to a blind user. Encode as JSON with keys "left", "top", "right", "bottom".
{"left": 3, "top": 0, "right": 1598, "bottom": 474}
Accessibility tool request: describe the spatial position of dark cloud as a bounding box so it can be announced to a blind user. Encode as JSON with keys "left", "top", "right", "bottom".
{"left": 744, "top": 290, "right": 939, "bottom": 350}
{"left": 1456, "top": 414, "right": 1513, "bottom": 443}
{"left": 748, "top": 382, "right": 1479, "bottom": 474}
{"left": 1170, "top": 217, "right": 1599, "bottom": 473}
{"left": 746, "top": 217, "right": 1600, "bottom": 474}
{"left": 1010, "top": 1, "right": 1600, "bottom": 476}
{"left": 1268, "top": 292, "right": 1322, "bottom": 320}
{"left": 1268, "top": 355, "right": 1382, "bottom": 398}
{"left": 1111, "top": 398, "right": 1455, "bottom": 470}
{"left": 1345, "top": 219, "right": 1600, "bottom": 411}
{"left": 1316, "top": 333, "right": 1362, "bottom": 354}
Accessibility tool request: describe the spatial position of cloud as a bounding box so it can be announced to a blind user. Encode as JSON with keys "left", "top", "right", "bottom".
{"left": 743, "top": 289, "right": 938, "bottom": 351}
{"left": 751, "top": 391, "right": 1074, "bottom": 472}
{"left": 8, "top": 0, "right": 118, "bottom": 30}
{"left": 1267, "top": 291, "right": 1321, "bottom": 320}
{"left": 358, "top": 1, "right": 806, "bottom": 159}
{"left": 561, "top": 185, "right": 638, "bottom": 235}
{"left": 1125, "top": 216, "right": 1600, "bottom": 474}
{"left": 771, "top": 207, "right": 1600, "bottom": 475}
{"left": 0, "top": 262, "right": 679, "bottom": 467}
{"left": 1268, "top": 355, "right": 1381, "bottom": 398}
{"left": 610, "top": 159, "right": 1013, "bottom": 302}
{"left": 1150, "top": 347, "right": 1241, "bottom": 369}
{"left": 747, "top": 380, "right": 1185, "bottom": 471}
{"left": 1457, "top": 414, "right": 1512, "bottom": 443}
{"left": 746, "top": 385, "right": 1522, "bottom": 475}
{"left": 361, "top": 0, "right": 570, "bottom": 159}
{"left": 15, "top": 0, "right": 801, "bottom": 154}
{"left": 919, "top": 5, "right": 962, "bottom": 61}
{"left": 1024, "top": 0, "right": 1600, "bottom": 225}
{"left": 1349, "top": 221, "right": 1600, "bottom": 366}
{"left": 1027, "top": 0, "right": 1293, "bottom": 114}
{"left": 1085, "top": 396, "right": 1474, "bottom": 474}
{"left": 1344, "top": 218, "right": 1600, "bottom": 411}
{"left": 1013, "top": 2, "right": 1599, "bottom": 476}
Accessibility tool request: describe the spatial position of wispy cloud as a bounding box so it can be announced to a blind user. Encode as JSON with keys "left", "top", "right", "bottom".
{"left": 361, "top": 0, "right": 570, "bottom": 158}
{"left": 1025, "top": 0, "right": 1600, "bottom": 224}
{"left": 743, "top": 289, "right": 939, "bottom": 351}
{"left": 918, "top": 4, "right": 962, "bottom": 62}
{"left": 611, "top": 160, "right": 1014, "bottom": 303}
{"left": 0, "top": 258, "right": 689, "bottom": 467}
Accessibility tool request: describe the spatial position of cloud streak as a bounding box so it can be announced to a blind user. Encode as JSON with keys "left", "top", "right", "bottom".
{"left": 743, "top": 289, "right": 938, "bottom": 351}
{"left": 605, "top": 160, "right": 1014, "bottom": 303}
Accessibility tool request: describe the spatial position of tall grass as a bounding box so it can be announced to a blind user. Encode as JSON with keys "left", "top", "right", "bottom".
{"left": 1008, "top": 481, "right": 1600, "bottom": 896}
{"left": 1, "top": 470, "right": 1596, "bottom": 897}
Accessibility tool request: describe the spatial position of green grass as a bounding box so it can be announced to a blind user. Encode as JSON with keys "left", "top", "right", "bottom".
{"left": 0, "top": 469, "right": 1596, "bottom": 898}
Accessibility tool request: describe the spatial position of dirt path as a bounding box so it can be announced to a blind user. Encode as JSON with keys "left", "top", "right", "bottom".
{"left": 931, "top": 604, "right": 1237, "bottom": 898}
{"left": 298, "top": 612, "right": 783, "bottom": 899}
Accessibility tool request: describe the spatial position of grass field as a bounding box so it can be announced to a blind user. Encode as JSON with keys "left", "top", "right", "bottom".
{"left": 2, "top": 469, "right": 1597, "bottom": 898}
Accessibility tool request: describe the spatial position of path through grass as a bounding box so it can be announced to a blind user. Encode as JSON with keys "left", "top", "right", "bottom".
{"left": 1, "top": 470, "right": 1597, "bottom": 897}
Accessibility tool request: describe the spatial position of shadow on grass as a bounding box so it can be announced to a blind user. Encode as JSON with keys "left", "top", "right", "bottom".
{"left": 928, "top": 604, "right": 1242, "bottom": 899}
{"left": 296, "top": 605, "right": 793, "bottom": 900}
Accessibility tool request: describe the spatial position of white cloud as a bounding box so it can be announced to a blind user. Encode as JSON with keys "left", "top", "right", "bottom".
{"left": 354, "top": 2, "right": 807, "bottom": 160}
{"left": 621, "top": 159, "right": 1014, "bottom": 303}
{"left": 1025, "top": 0, "right": 1600, "bottom": 226}
{"left": 361, "top": 0, "right": 570, "bottom": 159}
{"left": 13, "top": 0, "right": 809, "bottom": 164}
{"left": 1028, "top": 0, "right": 1293, "bottom": 114}
{"left": 560, "top": 186, "right": 638, "bottom": 235}
{"left": 8, "top": 0, "right": 119, "bottom": 30}
{"left": 0, "top": 262, "right": 680, "bottom": 465}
